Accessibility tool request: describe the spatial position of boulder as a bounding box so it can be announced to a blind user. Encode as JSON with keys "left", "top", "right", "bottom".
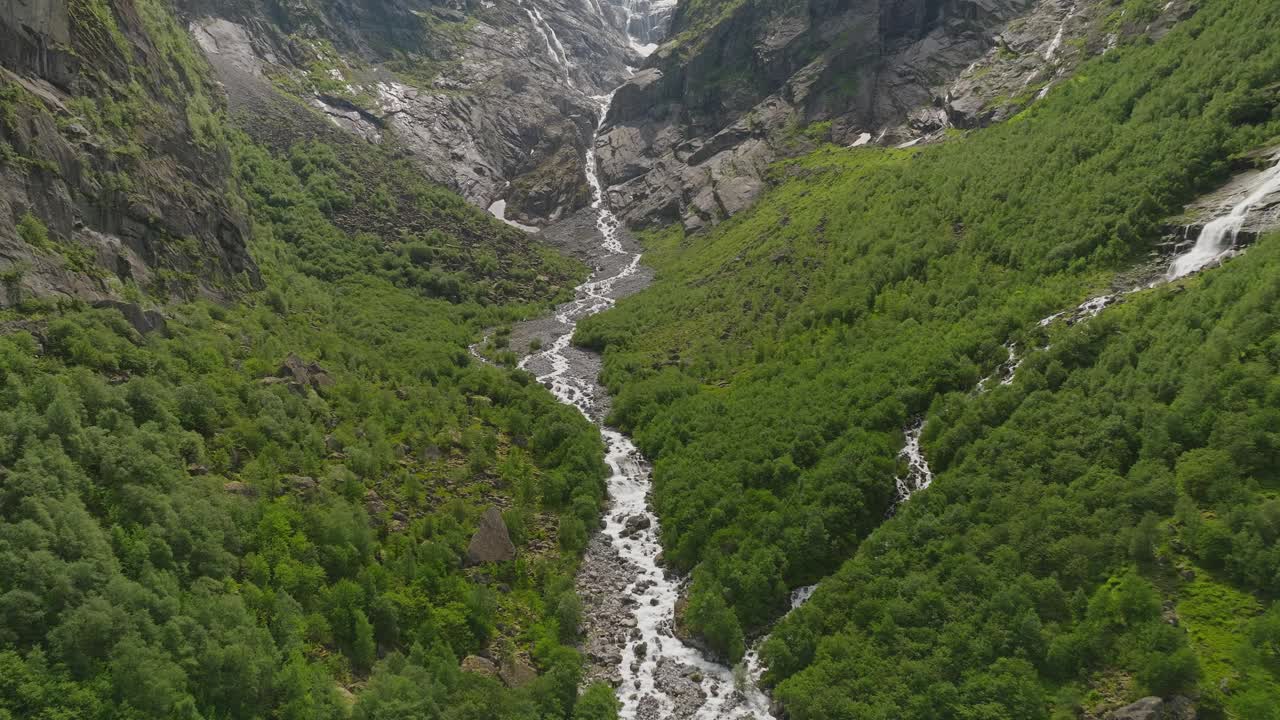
{"left": 277, "top": 353, "right": 334, "bottom": 393}
{"left": 499, "top": 657, "right": 538, "bottom": 688}
{"left": 465, "top": 506, "right": 517, "bottom": 565}
{"left": 223, "top": 480, "right": 256, "bottom": 497}
{"left": 364, "top": 489, "right": 388, "bottom": 518}
{"left": 280, "top": 474, "right": 319, "bottom": 495}
{"left": 461, "top": 655, "right": 498, "bottom": 677}
{"left": 93, "top": 300, "right": 166, "bottom": 336}
{"left": 622, "top": 514, "right": 651, "bottom": 537}
{"left": 607, "top": 68, "right": 665, "bottom": 124}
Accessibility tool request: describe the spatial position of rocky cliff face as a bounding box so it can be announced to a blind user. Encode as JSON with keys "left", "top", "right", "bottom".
{"left": 603, "top": 0, "right": 676, "bottom": 51}
{"left": 0, "top": 0, "right": 259, "bottom": 307}
{"left": 597, "top": 0, "right": 1199, "bottom": 230}
{"left": 180, "top": 0, "right": 646, "bottom": 227}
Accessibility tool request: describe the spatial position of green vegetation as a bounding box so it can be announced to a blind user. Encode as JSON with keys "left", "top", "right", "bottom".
{"left": 0, "top": 2, "right": 618, "bottom": 719}
{"left": 0, "top": 144, "right": 615, "bottom": 720}
{"left": 664, "top": 0, "right": 753, "bottom": 57}
{"left": 576, "top": 0, "right": 1280, "bottom": 715}
{"left": 68, "top": 0, "right": 132, "bottom": 61}
{"left": 14, "top": 212, "right": 103, "bottom": 276}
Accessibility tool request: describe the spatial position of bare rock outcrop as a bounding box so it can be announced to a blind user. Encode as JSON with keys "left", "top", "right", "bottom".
{"left": 0, "top": 0, "right": 260, "bottom": 307}
{"left": 182, "top": 0, "right": 645, "bottom": 226}
{"left": 461, "top": 655, "right": 499, "bottom": 677}
{"left": 598, "top": 0, "right": 1201, "bottom": 231}
{"left": 466, "top": 506, "right": 517, "bottom": 566}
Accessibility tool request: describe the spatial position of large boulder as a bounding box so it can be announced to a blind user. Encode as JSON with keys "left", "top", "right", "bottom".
{"left": 93, "top": 301, "right": 167, "bottom": 336}
{"left": 461, "top": 655, "right": 498, "bottom": 677}
{"left": 465, "top": 507, "right": 516, "bottom": 566}
{"left": 499, "top": 657, "right": 538, "bottom": 688}
{"left": 276, "top": 353, "right": 334, "bottom": 393}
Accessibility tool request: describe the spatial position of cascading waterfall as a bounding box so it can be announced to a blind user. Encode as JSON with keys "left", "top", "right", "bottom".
{"left": 606, "top": 0, "right": 676, "bottom": 55}
{"left": 519, "top": 0, "right": 574, "bottom": 86}
{"left": 893, "top": 419, "right": 934, "bottom": 505}
{"left": 1043, "top": 2, "right": 1077, "bottom": 61}
{"left": 741, "top": 585, "right": 818, "bottom": 691}
{"left": 519, "top": 86, "right": 778, "bottom": 719}
{"left": 1167, "top": 159, "right": 1280, "bottom": 279}
{"left": 507, "top": 4, "right": 796, "bottom": 717}
{"left": 983, "top": 155, "right": 1280, "bottom": 388}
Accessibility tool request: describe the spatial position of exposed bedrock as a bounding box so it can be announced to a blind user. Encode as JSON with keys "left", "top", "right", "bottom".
{"left": 599, "top": 0, "right": 1200, "bottom": 231}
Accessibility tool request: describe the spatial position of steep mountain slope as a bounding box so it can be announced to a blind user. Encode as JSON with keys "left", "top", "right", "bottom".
{"left": 576, "top": 0, "right": 1280, "bottom": 716}
{"left": 597, "top": 0, "right": 1199, "bottom": 230}
{"left": 1, "top": 0, "right": 259, "bottom": 306}
{"left": 177, "top": 0, "right": 641, "bottom": 226}
{"left": 6, "top": 0, "right": 1280, "bottom": 718}
{"left": 0, "top": 0, "right": 628, "bottom": 718}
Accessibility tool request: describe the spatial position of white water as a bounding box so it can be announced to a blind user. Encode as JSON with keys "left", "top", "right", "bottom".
{"left": 994, "top": 157, "right": 1280, "bottom": 386}
{"left": 613, "top": 0, "right": 676, "bottom": 53}
{"left": 517, "top": 84, "right": 778, "bottom": 718}
{"left": 1167, "top": 159, "right": 1280, "bottom": 279}
{"left": 520, "top": 0, "right": 575, "bottom": 86}
{"left": 893, "top": 419, "right": 934, "bottom": 504}
{"left": 741, "top": 584, "right": 818, "bottom": 691}
{"left": 1043, "top": 3, "right": 1076, "bottom": 61}
{"left": 976, "top": 342, "right": 1023, "bottom": 392}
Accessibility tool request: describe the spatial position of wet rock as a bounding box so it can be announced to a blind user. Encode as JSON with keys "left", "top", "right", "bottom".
{"left": 465, "top": 506, "right": 517, "bottom": 566}
{"left": 1173, "top": 147, "right": 1280, "bottom": 241}
{"left": 636, "top": 695, "right": 662, "bottom": 720}
{"left": 651, "top": 658, "right": 709, "bottom": 718}
{"left": 598, "top": 0, "right": 1030, "bottom": 229}
{"left": 189, "top": 0, "right": 639, "bottom": 227}
{"left": 622, "top": 514, "right": 651, "bottom": 536}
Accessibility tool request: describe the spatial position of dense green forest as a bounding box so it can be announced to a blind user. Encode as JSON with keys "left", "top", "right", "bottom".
{"left": 0, "top": 2, "right": 620, "bottom": 718}
{"left": 576, "top": 0, "right": 1280, "bottom": 716}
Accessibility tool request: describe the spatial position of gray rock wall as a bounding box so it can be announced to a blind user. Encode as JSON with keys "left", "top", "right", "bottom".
{"left": 182, "top": 0, "right": 643, "bottom": 226}
{"left": 0, "top": 0, "right": 259, "bottom": 307}
{"left": 597, "top": 0, "right": 1199, "bottom": 231}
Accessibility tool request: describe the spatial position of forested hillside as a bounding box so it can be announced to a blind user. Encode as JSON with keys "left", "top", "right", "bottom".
{"left": 0, "top": 0, "right": 620, "bottom": 718}
{"left": 576, "top": 0, "right": 1280, "bottom": 716}
{"left": 6, "top": 0, "right": 1280, "bottom": 716}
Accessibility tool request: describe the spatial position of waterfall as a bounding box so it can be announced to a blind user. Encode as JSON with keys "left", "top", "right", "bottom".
{"left": 519, "top": 0, "right": 574, "bottom": 86}
{"left": 603, "top": 0, "right": 676, "bottom": 56}
{"left": 893, "top": 419, "right": 934, "bottom": 505}
{"left": 516, "top": 82, "right": 777, "bottom": 719}
{"left": 1168, "top": 159, "right": 1280, "bottom": 279}
{"left": 1043, "top": 3, "right": 1077, "bottom": 61}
